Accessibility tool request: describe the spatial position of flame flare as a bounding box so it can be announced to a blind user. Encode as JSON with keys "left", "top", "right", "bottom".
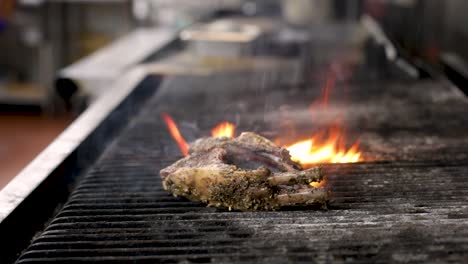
{"left": 161, "top": 113, "right": 189, "bottom": 157}
{"left": 286, "top": 61, "right": 362, "bottom": 166}
{"left": 162, "top": 60, "right": 362, "bottom": 192}
{"left": 211, "top": 122, "right": 236, "bottom": 138}
{"left": 161, "top": 114, "right": 362, "bottom": 165}
{"left": 310, "top": 181, "right": 326, "bottom": 188}
{"left": 284, "top": 130, "right": 362, "bottom": 167}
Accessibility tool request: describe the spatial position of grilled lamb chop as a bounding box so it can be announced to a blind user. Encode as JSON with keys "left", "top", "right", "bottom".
{"left": 160, "top": 132, "right": 327, "bottom": 211}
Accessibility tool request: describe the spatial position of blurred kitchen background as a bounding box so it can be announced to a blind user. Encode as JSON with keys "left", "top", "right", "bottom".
{"left": 1, "top": 0, "right": 468, "bottom": 189}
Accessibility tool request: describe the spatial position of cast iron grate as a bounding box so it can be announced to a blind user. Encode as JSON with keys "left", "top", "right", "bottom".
{"left": 17, "top": 73, "right": 468, "bottom": 263}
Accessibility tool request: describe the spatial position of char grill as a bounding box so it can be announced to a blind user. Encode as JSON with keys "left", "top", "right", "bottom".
{"left": 15, "top": 71, "right": 468, "bottom": 263}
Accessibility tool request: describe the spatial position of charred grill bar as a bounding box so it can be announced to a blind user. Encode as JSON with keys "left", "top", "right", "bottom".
{"left": 13, "top": 65, "right": 468, "bottom": 263}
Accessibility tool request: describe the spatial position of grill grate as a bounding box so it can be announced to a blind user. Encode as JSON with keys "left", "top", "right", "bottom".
{"left": 17, "top": 74, "right": 468, "bottom": 263}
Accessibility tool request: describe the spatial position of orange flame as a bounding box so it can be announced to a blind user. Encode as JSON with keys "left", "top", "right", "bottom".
{"left": 162, "top": 60, "right": 361, "bottom": 192}
{"left": 211, "top": 122, "right": 235, "bottom": 138}
{"left": 310, "top": 181, "right": 326, "bottom": 188}
{"left": 208, "top": 121, "right": 362, "bottom": 166}
{"left": 285, "top": 130, "right": 362, "bottom": 166}
{"left": 161, "top": 113, "right": 189, "bottom": 157}
{"left": 162, "top": 61, "right": 362, "bottom": 166}
{"left": 286, "top": 63, "right": 362, "bottom": 166}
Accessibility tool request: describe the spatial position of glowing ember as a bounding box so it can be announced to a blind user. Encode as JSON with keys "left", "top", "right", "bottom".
{"left": 211, "top": 122, "right": 235, "bottom": 138}
{"left": 161, "top": 113, "right": 189, "bottom": 157}
{"left": 285, "top": 128, "right": 362, "bottom": 166}
{"left": 310, "top": 181, "right": 326, "bottom": 188}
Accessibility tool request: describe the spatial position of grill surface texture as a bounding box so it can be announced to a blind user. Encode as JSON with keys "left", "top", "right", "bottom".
{"left": 16, "top": 73, "right": 468, "bottom": 263}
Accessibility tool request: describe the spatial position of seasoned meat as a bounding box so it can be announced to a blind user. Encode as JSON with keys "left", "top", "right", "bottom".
{"left": 160, "top": 132, "right": 327, "bottom": 211}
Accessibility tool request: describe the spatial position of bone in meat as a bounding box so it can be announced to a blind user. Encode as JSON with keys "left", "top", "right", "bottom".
{"left": 160, "top": 132, "right": 327, "bottom": 211}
